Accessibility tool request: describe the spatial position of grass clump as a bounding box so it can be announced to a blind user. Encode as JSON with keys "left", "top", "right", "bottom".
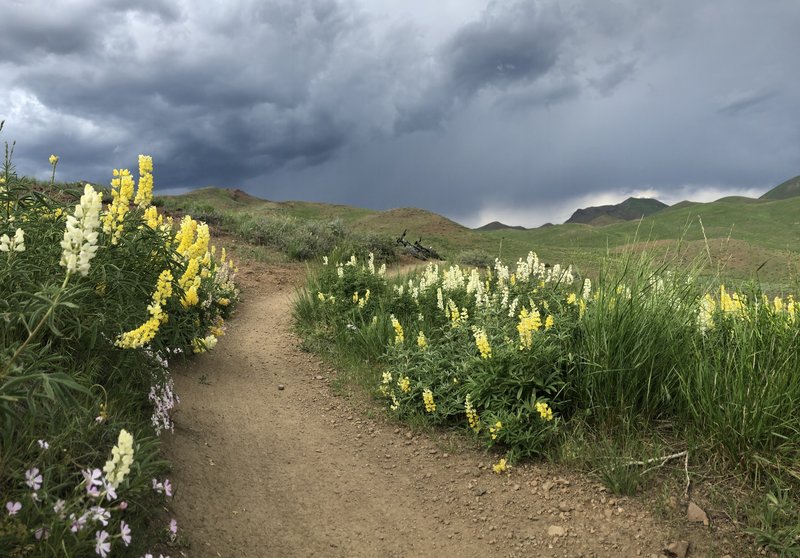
{"left": 0, "top": 124, "right": 239, "bottom": 557}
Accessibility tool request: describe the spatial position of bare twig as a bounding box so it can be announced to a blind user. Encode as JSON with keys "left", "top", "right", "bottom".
{"left": 623, "top": 450, "right": 691, "bottom": 496}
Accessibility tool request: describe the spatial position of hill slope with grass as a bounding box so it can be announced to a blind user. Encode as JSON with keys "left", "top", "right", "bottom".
{"left": 760, "top": 175, "right": 800, "bottom": 200}
{"left": 157, "top": 187, "right": 800, "bottom": 285}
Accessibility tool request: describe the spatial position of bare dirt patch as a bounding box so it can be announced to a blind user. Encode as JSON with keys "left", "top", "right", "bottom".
{"left": 163, "top": 262, "right": 749, "bottom": 557}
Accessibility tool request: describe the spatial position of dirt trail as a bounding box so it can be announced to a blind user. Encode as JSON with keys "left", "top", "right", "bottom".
{"left": 164, "top": 263, "right": 740, "bottom": 558}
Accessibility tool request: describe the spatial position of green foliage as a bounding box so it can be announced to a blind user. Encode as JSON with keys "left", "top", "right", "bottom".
{"left": 0, "top": 129, "right": 239, "bottom": 557}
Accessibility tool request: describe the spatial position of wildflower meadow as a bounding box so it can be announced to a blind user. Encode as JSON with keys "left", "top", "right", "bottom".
{"left": 0, "top": 122, "right": 239, "bottom": 557}
{"left": 295, "top": 250, "right": 800, "bottom": 552}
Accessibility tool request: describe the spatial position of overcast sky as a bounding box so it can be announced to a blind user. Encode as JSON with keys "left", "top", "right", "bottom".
{"left": 2, "top": 0, "right": 798, "bottom": 227}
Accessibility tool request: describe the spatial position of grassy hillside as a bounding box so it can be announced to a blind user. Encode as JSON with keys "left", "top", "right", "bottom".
{"left": 157, "top": 188, "right": 800, "bottom": 286}
{"left": 760, "top": 175, "right": 800, "bottom": 200}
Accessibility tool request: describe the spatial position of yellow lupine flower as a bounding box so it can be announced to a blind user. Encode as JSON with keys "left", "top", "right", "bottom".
{"left": 390, "top": 314, "right": 404, "bottom": 344}
{"left": 103, "top": 429, "right": 134, "bottom": 488}
{"left": 422, "top": 388, "right": 436, "bottom": 413}
{"left": 536, "top": 401, "right": 554, "bottom": 421}
{"left": 489, "top": 420, "right": 502, "bottom": 440}
{"left": 398, "top": 376, "right": 411, "bottom": 393}
{"left": 182, "top": 283, "right": 200, "bottom": 308}
{"left": 465, "top": 394, "right": 480, "bottom": 432}
{"left": 417, "top": 330, "right": 428, "bottom": 350}
{"left": 473, "top": 327, "right": 491, "bottom": 359}
{"left": 143, "top": 205, "right": 162, "bottom": 229}
{"left": 103, "top": 169, "right": 135, "bottom": 244}
{"left": 517, "top": 307, "right": 541, "bottom": 350}
{"left": 134, "top": 154, "right": 154, "bottom": 209}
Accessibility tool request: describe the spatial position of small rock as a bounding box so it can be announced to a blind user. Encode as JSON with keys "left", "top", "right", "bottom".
{"left": 473, "top": 487, "right": 487, "bottom": 497}
{"left": 547, "top": 525, "right": 565, "bottom": 537}
{"left": 512, "top": 483, "right": 521, "bottom": 491}
{"left": 664, "top": 540, "right": 690, "bottom": 558}
{"left": 542, "top": 481, "right": 554, "bottom": 492}
{"left": 277, "top": 384, "right": 285, "bottom": 390}
{"left": 558, "top": 501, "right": 572, "bottom": 513}
{"left": 687, "top": 501, "right": 709, "bottom": 526}
{"left": 315, "top": 375, "right": 324, "bottom": 380}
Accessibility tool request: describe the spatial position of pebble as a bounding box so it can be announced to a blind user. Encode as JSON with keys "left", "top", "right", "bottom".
{"left": 277, "top": 384, "right": 285, "bottom": 390}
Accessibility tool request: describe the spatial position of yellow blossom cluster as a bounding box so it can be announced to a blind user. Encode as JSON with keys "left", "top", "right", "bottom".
{"left": 492, "top": 458, "right": 507, "bottom": 474}
{"left": 116, "top": 269, "right": 173, "bottom": 348}
{"left": 517, "top": 307, "right": 542, "bottom": 350}
{"left": 103, "top": 429, "right": 135, "bottom": 488}
{"left": 398, "top": 375, "right": 411, "bottom": 393}
{"left": 134, "top": 155, "right": 154, "bottom": 209}
{"left": 143, "top": 206, "right": 163, "bottom": 229}
{"left": 174, "top": 217, "right": 212, "bottom": 308}
{"left": 416, "top": 330, "right": 427, "bottom": 350}
{"left": 422, "top": 388, "right": 436, "bottom": 412}
{"left": 536, "top": 401, "right": 554, "bottom": 421}
{"left": 465, "top": 394, "right": 480, "bottom": 432}
{"left": 103, "top": 169, "right": 135, "bottom": 244}
{"left": 489, "top": 420, "right": 502, "bottom": 440}
{"left": 390, "top": 314, "right": 404, "bottom": 344}
{"left": 473, "top": 327, "right": 491, "bottom": 359}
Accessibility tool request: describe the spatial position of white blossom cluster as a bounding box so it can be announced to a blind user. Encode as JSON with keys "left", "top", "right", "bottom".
{"left": 60, "top": 184, "right": 102, "bottom": 276}
{"left": 0, "top": 227, "right": 25, "bottom": 253}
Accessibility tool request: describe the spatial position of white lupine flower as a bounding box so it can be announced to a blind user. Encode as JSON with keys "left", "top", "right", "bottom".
{"left": 0, "top": 228, "right": 25, "bottom": 252}
{"left": 466, "top": 268, "right": 482, "bottom": 294}
{"left": 443, "top": 265, "right": 465, "bottom": 291}
{"left": 60, "top": 184, "right": 102, "bottom": 276}
{"left": 367, "top": 252, "right": 375, "bottom": 275}
{"left": 582, "top": 278, "right": 592, "bottom": 300}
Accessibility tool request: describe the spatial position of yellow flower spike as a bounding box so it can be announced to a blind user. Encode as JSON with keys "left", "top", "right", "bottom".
{"left": 398, "top": 376, "right": 411, "bottom": 393}
{"left": 489, "top": 420, "right": 502, "bottom": 440}
{"left": 390, "top": 314, "right": 404, "bottom": 344}
{"left": 465, "top": 395, "right": 480, "bottom": 432}
{"left": 417, "top": 330, "right": 428, "bottom": 350}
{"left": 134, "top": 155, "right": 154, "bottom": 209}
{"left": 103, "top": 168, "right": 134, "bottom": 244}
{"left": 473, "top": 327, "right": 491, "bottom": 359}
{"left": 422, "top": 388, "right": 436, "bottom": 412}
{"left": 49, "top": 154, "right": 59, "bottom": 166}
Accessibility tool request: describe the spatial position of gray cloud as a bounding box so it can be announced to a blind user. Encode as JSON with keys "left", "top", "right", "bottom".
{"left": 1, "top": 0, "right": 799, "bottom": 227}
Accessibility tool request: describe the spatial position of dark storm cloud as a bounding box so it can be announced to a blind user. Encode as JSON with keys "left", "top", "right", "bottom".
{"left": 2, "top": 0, "right": 800, "bottom": 227}
{"left": 442, "top": 2, "right": 567, "bottom": 96}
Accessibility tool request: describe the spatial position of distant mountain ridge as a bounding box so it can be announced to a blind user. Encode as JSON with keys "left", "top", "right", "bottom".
{"left": 475, "top": 221, "right": 527, "bottom": 231}
{"left": 566, "top": 197, "right": 669, "bottom": 225}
